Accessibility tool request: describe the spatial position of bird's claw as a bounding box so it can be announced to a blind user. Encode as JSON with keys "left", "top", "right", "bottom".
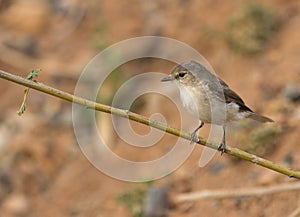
{"left": 190, "top": 131, "right": 198, "bottom": 144}
{"left": 218, "top": 142, "right": 226, "bottom": 155}
{"left": 190, "top": 122, "right": 204, "bottom": 145}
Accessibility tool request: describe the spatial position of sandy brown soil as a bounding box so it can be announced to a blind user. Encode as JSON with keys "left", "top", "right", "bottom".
{"left": 0, "top": 0, "right": 300, "bottom": 217}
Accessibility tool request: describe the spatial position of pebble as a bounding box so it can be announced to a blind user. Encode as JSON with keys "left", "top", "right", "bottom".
{"left": 209, "top": 162, "right": 224, "bottom": 174}
{"left": 283, "top": 151, "right": 294, "bottom": 166}
{"left": 283, "top": 84, "right": 300, "bottom": 102}
{"left": 1, "top": 194, "right": 29, "bottom": 215}
{"left": 142, "top": 185, "right": 170, "bottom": 217}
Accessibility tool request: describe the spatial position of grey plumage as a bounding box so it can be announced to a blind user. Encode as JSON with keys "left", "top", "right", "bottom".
{"left": 161, "top": 60, "right": 273, "bottom": 153}
{"left": 169, "top": 60, "right": 273, "bottom": 123}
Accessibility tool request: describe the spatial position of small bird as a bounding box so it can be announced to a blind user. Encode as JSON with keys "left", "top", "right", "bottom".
{"left": 161, "top": 60, "right": 273, "bottom": 154}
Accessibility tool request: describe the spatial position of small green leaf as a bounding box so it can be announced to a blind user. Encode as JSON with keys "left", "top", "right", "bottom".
{"left": 17, "top": 89, "right": 29, "bottom": 116}
{"left": 26, "top": 68, "right": 41, "bottom": 80}
{"left": 17, "top": 69, "right": 41, "bottom": 116}
{"left": 116, "top": 187, "right": 147, "bottom": 217}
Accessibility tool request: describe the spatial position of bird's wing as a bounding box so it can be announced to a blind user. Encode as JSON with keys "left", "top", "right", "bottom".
{"left": 206, "top": 77, "right": 253, "bottom": 113}
{"left": 187, "top": 61, "right": 253, "bottom": 113}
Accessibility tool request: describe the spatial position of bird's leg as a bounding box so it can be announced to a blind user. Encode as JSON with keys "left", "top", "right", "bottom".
{"left": 190, "top": 121, "right": 204, "bottom": 144}
{"left": 218, "top": 125, "right": 226, "bottom": 154}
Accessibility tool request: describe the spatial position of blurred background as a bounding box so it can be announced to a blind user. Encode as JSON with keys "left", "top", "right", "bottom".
{"left": 0, "top": 0, "right": 300, "bottom": 216}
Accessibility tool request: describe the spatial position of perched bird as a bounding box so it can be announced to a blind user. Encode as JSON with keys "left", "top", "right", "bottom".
{"left": 161, "top": 60, "right": 273, "bottom": 153}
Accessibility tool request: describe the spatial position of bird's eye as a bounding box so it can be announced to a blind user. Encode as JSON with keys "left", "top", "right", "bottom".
{"left": 178, "top": 72, "right": 187, "bottom": 78}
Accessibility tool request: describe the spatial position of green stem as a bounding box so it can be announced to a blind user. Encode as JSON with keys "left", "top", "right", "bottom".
{"left": 0, "top": 69, "right": 299, "bottom": 179}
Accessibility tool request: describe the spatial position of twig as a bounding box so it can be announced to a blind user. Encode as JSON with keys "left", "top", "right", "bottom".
{"left": 175, "top": 182, "right": 300, "bottom": 202}
{"left": 0, "top": 69, "right": 300, "bottom": 179}
{"left": 17, "top": 69, "right": 41, "bottom": 115}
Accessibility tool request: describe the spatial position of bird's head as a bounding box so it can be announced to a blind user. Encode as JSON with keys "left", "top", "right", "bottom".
{"left": 161, "top": 61, "right": 198, "bottom": 86}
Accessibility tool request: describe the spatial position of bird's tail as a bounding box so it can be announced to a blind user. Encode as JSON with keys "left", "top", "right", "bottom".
{"left": 248, "top": 112, "right": 274, "bottom": 123}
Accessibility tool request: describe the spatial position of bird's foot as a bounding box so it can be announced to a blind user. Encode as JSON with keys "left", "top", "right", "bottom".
{"left": 190, "top": 122, "right": 204, "bottom": 145}
{"left": 190, "top": 131, "right": 199, "bottom": 145}
{"left": 218, "top": 142, "right": 226, "bottom": 155}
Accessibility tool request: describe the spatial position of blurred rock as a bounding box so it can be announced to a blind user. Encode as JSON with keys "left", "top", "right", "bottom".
{"left": 143, "top": 185, "right": 170, "bottom": 217}
{"left": 1, "top": 194, "right": 29, "bottom": 216}
{"left": 282, "top": 84, "right": 300, "bottom": 102}
{"left": 283, "top": 151, "right": 294, "bottom": 166}
{"left": 3, "top": 35, "right": 38, "bottom": 57}
{"left": 0, "top": 0, "right": 12, "bottom": 11}
{"left": 0, "top": 0, "right": 50, "bottom": 59}
{"left": 0, "top": 0, "right": 51, "bottom": 34}
{"left": 0, "top": 171, "right": 13, "bottom": 200}
{"left": 208, "top": 162, "right": 224, "bottom": 174}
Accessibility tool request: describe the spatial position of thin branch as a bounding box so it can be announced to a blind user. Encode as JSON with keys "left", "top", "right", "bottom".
{"left": 17, "top": 69, "right": 41, "bottom": 115}
{"left": 0, "top": 69, "right": 300, "bottom": 179}
{"left": 175, "top": 182, "right": 300, "bottom": 202}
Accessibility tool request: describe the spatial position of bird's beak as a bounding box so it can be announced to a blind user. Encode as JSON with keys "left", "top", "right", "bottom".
{"left": 161, "top": 75, "right": 174, "bottom": 82}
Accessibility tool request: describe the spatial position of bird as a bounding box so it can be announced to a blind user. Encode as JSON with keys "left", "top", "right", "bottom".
{"left": 161, "top": 60, "right": 273, "bottom": 154}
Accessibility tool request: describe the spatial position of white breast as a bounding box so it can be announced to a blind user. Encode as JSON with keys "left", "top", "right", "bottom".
{"left": 177, "top": 83, "right": 247, "bottom": 125}
{"left": 178, "top": 84, "right": 212, "bottom": 123}
{"left": 179, "top": 85, "right": 199, "bottom": 116}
